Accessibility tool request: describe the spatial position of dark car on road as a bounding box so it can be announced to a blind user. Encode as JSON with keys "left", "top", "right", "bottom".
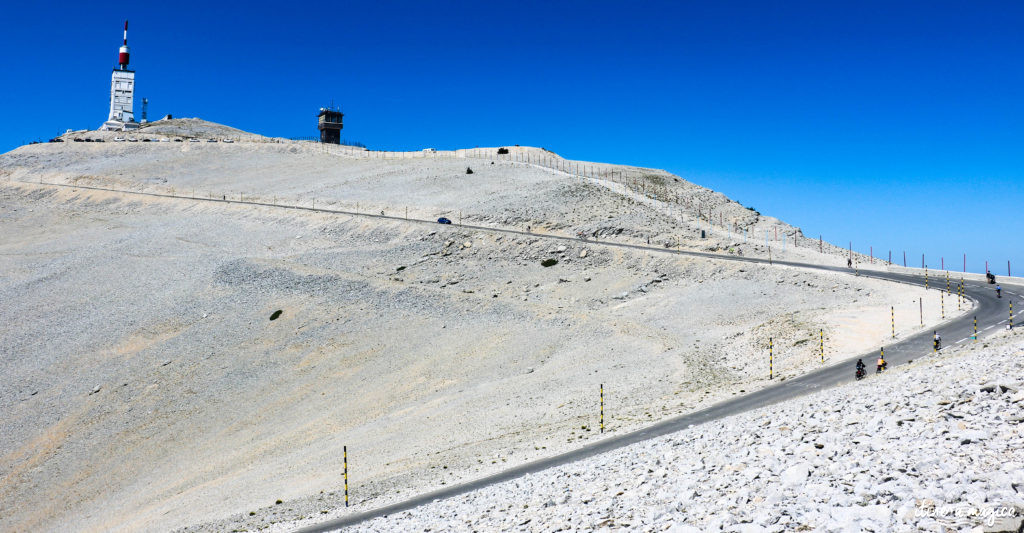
{"left": 437, "top": 217, "right": 452, "bottom": 224}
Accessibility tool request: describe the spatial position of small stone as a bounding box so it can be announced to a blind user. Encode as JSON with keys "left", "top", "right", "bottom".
{"left": 579, "top": 249, "right": 588, "bottom": 258}
{"left": 780, "top": 463, "right": 810, "bottom": 486}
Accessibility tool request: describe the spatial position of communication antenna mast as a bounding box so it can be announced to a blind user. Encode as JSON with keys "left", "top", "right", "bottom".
{"left": 141, "top": 98, "right": 148, "bottom": 123}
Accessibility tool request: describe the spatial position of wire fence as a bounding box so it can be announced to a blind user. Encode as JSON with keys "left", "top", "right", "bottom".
{"left": 31, "top": 137, "right": 873, "bottom": 267}
{"left": 304, "top": 143, "right": 842, "bottom": 258}
{"left": 288, "top": 137, "right": 367, "bottom": 148}
{"left": 23, "top": 169, "right": 978, "bottom": 280}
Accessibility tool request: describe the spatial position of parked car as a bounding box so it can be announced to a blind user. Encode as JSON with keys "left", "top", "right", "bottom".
{"left": 174, "top": 139, "right": 183, "bottom": 142}
{"left": 437, "top": 217, "right": 452, "bottom": 224}
{"left": 207, "top": 139, "right": 218, "bottom": 143}
{"left": 189, "top": 139, "right": 200, "bottom": 143}
{"left": 114, "top": 137, "right": 126, "bottom": 142}
{"left": 222, "top": 139, "right": 234, "bottom": 143}
{"left": 159, "top": 138, "right": 170, "bottom": 142}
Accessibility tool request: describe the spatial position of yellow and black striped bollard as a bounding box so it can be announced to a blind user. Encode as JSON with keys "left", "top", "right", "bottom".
{"left": 946, "top": 271, "right": 950, "bottom": 294}
{"left": 941, "top": 293, "right": 945, "bottom": 319}
{"left": 925, "top": 266, "right": 929, "bottom": 290}
{"left": 344, "top": 446, "right": 349, "bottom": 507}
{"left": 819, "top": 329, "right": 824, "bottom": 363}
{"left": 1011, "top": 302, "right": 1014, "bottom": 329}
{"left": 891, "top": 306, "right": 895, "bottom": 338}
{"left": 769, "top": 337, "right": 774, "bottom": 379}
{"left": 600, "top": 384, "right": 604, "bottom": 434}
{"left": 974, "top": 316, "right": 978, "bottom": 341}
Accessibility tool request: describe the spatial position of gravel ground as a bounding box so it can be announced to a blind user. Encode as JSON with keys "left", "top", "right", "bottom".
{"left": 340, "top": 329, "right": 1024, "bottom": 533}
{"left": 0, "top": 124, "right": 965, "bottom": 531}
{"left": 3, "top": 129, "right": 860, "bottom": 269}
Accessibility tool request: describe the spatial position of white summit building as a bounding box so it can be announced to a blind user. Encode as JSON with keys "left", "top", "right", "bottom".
{"left": 100, "top": 21, "right": 140, "bottom": 131}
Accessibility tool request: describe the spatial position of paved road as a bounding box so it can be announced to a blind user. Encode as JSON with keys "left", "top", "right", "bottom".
{"left": 21, "top": 180, "right": 1020, "bottom": 532}
{"left": 298, "top": 261, "right": 1018, "bottom": 532}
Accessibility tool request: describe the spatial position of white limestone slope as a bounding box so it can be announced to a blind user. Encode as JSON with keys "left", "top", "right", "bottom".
{"left": 335, "top": 329, "right": 1024, "bottom": 533}
{"left": 0, "top": 120, "right": 979, "bottom": 532}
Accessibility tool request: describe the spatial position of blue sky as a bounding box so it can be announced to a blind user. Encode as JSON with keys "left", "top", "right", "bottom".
{"left": 2, "top": 1, "right": 1021, "bottom": 275}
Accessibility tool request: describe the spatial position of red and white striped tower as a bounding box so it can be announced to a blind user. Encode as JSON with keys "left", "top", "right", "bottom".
{"left": 101, "top": 20, "right": 139, "bottom": 130}
{"left": 118, "top": 21, "right": 130, "bottom": 69}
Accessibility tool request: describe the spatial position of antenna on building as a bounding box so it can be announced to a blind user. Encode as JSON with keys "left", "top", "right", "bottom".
{"left": 141, "top": 98, "right": 148, "bottom": 123}
{"left": 317, "top": 102, "right": 344, "bottom": 144}
{"left": 101, "top": 20, "right": 139, "bottom": 131}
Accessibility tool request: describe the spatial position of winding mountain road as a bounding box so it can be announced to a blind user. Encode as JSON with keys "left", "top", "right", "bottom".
{"left": 297, "top": 251, "right": 1017, "bottom": 532}
{"left": 17, "top": 179, "right": 1018, "bottom": 532}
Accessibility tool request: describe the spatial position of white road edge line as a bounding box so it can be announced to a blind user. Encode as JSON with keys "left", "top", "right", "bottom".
{"left": 984, "top": 325, "right": 995, "bottom": 330}
{"left": 956, "top": 338, "right": 967, "bottom": 343}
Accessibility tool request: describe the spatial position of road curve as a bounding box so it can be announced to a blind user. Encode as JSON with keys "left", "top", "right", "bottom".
{"left": 14, "top": 180, "right": 1018, "bottom": 532}
{"left": 298, "top": 266, "right": 1016, "bottom": 531}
